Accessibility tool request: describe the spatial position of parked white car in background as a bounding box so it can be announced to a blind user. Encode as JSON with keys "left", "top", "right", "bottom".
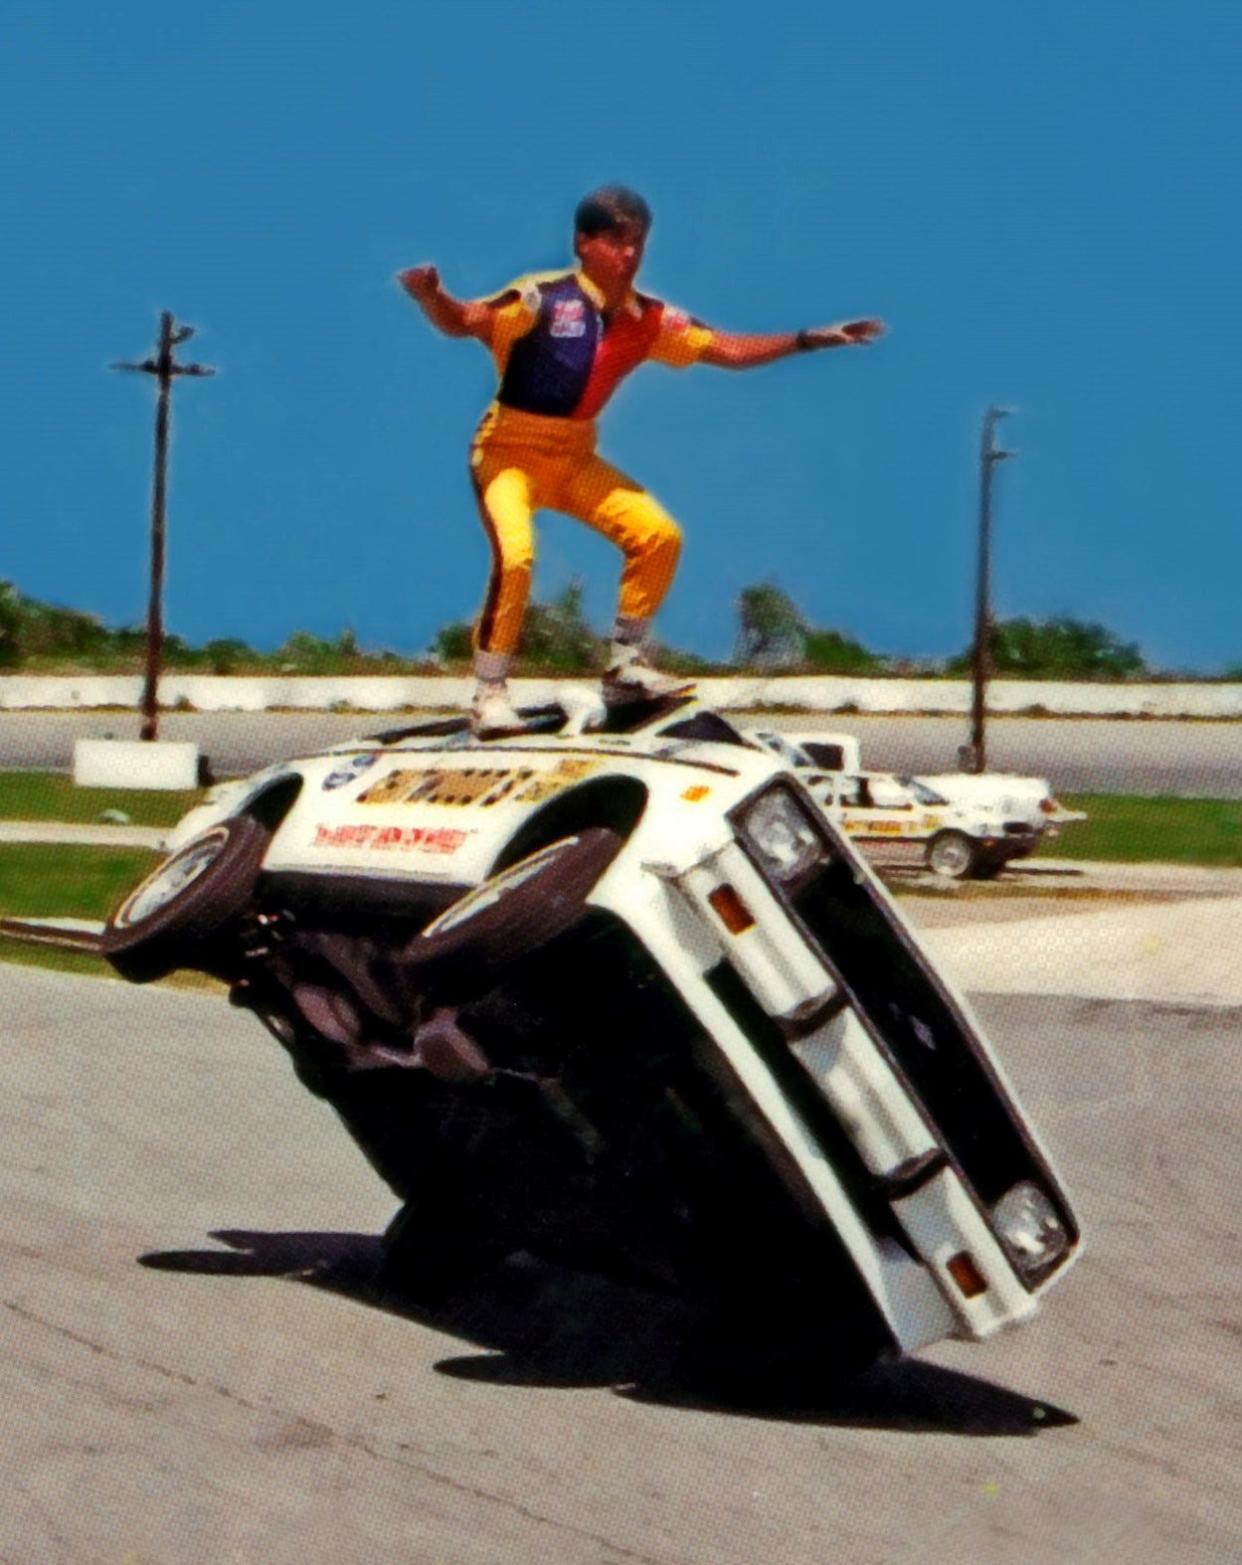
{"left": 910, "top": 772, "right": 1087, "bottom": 851}
{"left": 796, "top": 769, "right": 1044, "bottom": 880}
{"left": 746, "top": 729, "right": 1087, "bottom": 879}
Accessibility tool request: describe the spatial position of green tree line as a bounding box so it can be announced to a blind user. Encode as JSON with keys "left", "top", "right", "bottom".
{"left": 0, "top": 576, "right": 1234, "bottom": 680}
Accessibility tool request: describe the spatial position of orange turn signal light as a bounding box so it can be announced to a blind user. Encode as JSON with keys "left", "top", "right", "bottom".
{"left": 708, "top": 884, "right": 756, "bottom": 935}
{"left": 946, "top": 1251, "right": 988, "bottom": 1298}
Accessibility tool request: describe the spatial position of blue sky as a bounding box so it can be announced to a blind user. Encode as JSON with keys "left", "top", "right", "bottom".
{"left": 3, "top": 0, "right": 1239, "bottom": 671}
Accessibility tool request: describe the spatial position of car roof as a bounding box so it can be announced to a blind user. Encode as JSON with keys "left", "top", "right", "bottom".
{"left": 357, "top": 694, "right": 767, "bottom": 755}
{"left": 314, "top": 697, "right": 775, "bottom": 776}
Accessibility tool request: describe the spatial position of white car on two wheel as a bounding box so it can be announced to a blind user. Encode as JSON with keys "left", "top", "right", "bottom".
{"left": 103, "top": 694, "right": 1080, "bottom": 1362}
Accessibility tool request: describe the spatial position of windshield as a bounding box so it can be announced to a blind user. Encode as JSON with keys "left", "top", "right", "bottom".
{"left": 802, "top": 742, "right": 848, "bottom": 770}
{"left": 751, "top": 731, "right": 810, "bottom": 767}
{"left": 370, "top": 693, "right": 701, "bottom": 746}
{"left": 658, "top": 710, "right": 751, "bottom": 748}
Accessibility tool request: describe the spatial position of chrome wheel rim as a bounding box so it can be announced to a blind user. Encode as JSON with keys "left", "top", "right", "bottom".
{"left": 115, "top": 828, "right": 228, "bottom": 927}
{"left": 424, "top": 839, "right": 575, "bottom": 936}
{"left": 929, "top": 834, "right": 972, "bottom": 878}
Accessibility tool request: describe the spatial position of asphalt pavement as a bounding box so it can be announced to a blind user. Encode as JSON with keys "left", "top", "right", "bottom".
{"left": 3, "top": 945, "right": 1239, "bottom": 1564}
{"left": 913, "top": 883, "right": 1242, "bottom": 1007}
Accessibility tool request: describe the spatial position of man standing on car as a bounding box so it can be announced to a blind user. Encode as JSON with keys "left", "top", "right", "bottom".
{"left": 399, "top": 185, "right": 885, "bottom": 736}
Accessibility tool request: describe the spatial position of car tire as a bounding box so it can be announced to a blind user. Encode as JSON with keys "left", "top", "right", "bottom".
{"left": 102, "top": 816, "right": 270, "bottom": 983}
{"left": 925, "top": 829, "right": 979, "bottom": 881}
{"left": 399, "top": 828, "right": 623, "bottom": 1004}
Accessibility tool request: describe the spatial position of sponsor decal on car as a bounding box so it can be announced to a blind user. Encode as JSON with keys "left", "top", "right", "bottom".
{"left": 357, "top": 758, "right": 600, "bottom": 809}
{"left": 513, "top": 756, "right": 598, "bottom": 804}
{"left": 321, "top": 753, "right": 380, "bottom": 791}
{"left": 312, "top": 822, "right": 472, "bottom": 854}
{"left": 360, "top": 766, "right": 513, "bottom": 807}
{"left": 361, "top": 768, "right": 432, "bottom": 805}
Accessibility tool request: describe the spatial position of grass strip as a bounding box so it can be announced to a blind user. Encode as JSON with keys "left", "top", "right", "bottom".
{"left": 0, "top": 843, "right": 161, "bottom": 920}
{"left": 0, "top": 843, "right": 226, "bottom": 992}
{"left": 0, "top": 936, "right": 116, "bottom": 980}
{"left": 0, "top": 771, "right": 204, "bottom": 827}
{"left": 0, "top": 934, "right": 225, "bottom": 991}
{"left": 0, "top": 795, "right": 1238, "bottom": 991}
{"left": 1038, "top": 794, "right": 1241, "bottom": 867}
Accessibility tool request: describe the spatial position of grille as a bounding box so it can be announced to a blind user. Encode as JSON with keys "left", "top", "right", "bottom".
{"left": 785, "top": 857, "right": 1075, "bottom": 1247}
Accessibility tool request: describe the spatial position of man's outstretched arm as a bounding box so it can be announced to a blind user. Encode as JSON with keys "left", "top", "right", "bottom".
{"left": 699, "top": 318, "right": 885, "bottom": 369}
{"left": 397, "top": 264, "right": 495, "bottom": 341}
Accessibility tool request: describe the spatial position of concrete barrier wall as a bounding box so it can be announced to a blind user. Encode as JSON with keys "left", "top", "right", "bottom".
{"left": 2, "top": 673, "right": 1240, "bottom": 717}
{"left": 73, "top": 738, "right": 201, "bottom": 790}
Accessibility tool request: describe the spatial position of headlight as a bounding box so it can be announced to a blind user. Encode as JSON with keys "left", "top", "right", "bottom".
{"left": 742, "top": 787, "right": 823, "bottom": 884}
{"left": 991, "top": 1181, "right": 1068, "bottom": 1279}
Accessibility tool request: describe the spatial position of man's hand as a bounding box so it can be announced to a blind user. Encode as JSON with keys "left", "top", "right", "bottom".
{"left": 397, "top": 265, "right": 492, "bottom": 341}
{"left": 802, "top": 318, "right": 886, "bottom": 350}
{"left": 398, "top": 264, "right": 441, "bottom": 302}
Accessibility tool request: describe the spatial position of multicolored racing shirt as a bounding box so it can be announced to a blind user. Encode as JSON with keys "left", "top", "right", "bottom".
{"left": 483, "top": 269, "right": 715, "bottom": 421}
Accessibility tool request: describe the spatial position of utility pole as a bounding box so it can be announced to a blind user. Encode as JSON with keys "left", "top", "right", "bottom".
{"left": 112, "top": 313, "right": 214, "bottom": 740}
{"left": 967, "top": 406, "right": 1015, "bottom": 774}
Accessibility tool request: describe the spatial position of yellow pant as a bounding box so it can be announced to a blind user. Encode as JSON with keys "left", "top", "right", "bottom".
{"left": 469, "top": 405, "right": 682, "bottom": 657}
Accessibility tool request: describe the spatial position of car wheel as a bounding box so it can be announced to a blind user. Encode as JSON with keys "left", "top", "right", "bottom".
{"left": 399, "top": 828, "right": 623, "bottom": 1004}
{"left": 102, "top": 816, "right": 270, "bottom": 982}
{"left": 925, "top": 829, "right": 979, "bottom": 881}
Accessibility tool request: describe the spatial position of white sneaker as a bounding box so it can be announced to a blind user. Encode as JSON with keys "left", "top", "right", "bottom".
{"left": 471, "top": 682, "right": 525, "bottom": 738}
{"left": 601, "top": 650, "right": 695, "bottom": 705}
{"left": 558, "top": 685, "right": 608, "bottom": 735}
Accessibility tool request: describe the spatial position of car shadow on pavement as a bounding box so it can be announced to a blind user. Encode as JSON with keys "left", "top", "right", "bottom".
{"left": 140, "top": 1227, "right": 1076, "bottom": 1437}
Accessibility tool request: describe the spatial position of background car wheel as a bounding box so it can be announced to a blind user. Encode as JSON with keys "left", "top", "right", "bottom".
{"left": 925, "top": 829, "right": 978, "bottom": 881}
{"left": 399, "top": 828, "right": 623, "bottom": 1003}
{"left": 102, "top": 816, "right": 270, "bottom": 982}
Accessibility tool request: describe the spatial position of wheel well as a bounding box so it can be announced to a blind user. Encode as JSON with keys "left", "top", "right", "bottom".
{"left": 242, "top": 776, "right": 304, "bottom": 833}
{"left": 492, "top": 777, "right": 648, "bottom": 873}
